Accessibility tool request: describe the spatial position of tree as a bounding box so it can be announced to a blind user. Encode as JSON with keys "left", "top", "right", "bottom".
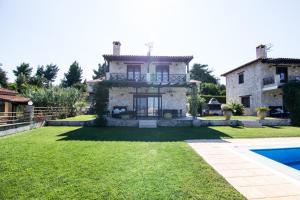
{"left": 13, "top": 63, "right": 32, "bottom": 79}
{"left": 62, "top": 61, "right": 83, "bottom": 87}
{"left": 16, "top": 73, "right": 28, "bottom": 93}
{"left": 44, "top": 64, "right": 59, "bottom": 85}
{"left": 93, "top": 63, "right": 107, "bottom": 80}
{"left": 199, "top": 83, "right": 226, "bottom": 96}
{"left": 36, "top": 64, "right": 59, "bottom": 87}
{"left": 0, "top": 67, "right": 8, "bottom": 87}
{"left": 190, "top": 63, "right": 218, "bottom": 84}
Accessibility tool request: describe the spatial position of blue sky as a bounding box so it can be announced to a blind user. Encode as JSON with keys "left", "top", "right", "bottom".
{"left": 1, "top": 0, "right": 300, "bottom": 84}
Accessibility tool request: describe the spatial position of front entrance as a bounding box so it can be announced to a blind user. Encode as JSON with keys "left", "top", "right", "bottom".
{"left": 134, "top": 95, "right": 162, "bottom": 117}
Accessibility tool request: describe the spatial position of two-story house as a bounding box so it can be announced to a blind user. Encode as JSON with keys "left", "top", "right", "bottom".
{"left": 89, "top": 41, "right": 193, "bottom": 119}
{"left": 222, "top": 45, "right": 300, "bottom": 115}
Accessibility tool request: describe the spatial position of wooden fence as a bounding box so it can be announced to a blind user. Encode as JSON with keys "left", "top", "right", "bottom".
{"left": 0, "top": 112, "right": 31, "bottom": 125}
{"left": 0, "top": 107, "right": 70, "bottom": 126}
{"left": 34, "top": 107, "right": 70, "bottom": 120}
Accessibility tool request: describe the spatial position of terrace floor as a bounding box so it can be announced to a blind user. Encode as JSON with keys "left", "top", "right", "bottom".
{"left": 188, "top": 138, "right": 300, "bottom": 200}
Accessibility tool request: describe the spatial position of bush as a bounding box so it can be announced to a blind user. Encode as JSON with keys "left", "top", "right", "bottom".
{"left": 228, "top": 102, "right": 244, "bottom": 116}
{"left": 187, "top": 95, "right": 205, "bottom": 115}
{"left": 283, "top": 82, "right": 300, "bottom": 126}
{"left": 163, "top": 113, "right": 173, "bottom": 119}
{"left": 94, "top": 82, "right": 109, "bottom": 126}
{"left": 256, "top": 107, "right": 269, "bottom": 112}
{"left": 24, "top": 86, "right": 81, "bottom": 116}
{"left": 221, "top": 104, "right": 232, "bottom": 112}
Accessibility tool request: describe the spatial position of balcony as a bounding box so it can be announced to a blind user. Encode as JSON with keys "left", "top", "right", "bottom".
{"left": 110, "top": 73, "right": 147, "bottom": 82}
{"left": 262, "top": 75, "right": 300, "bottom": 91}
{"left": 106, "top": 73, "right": 189, "bottom": 84}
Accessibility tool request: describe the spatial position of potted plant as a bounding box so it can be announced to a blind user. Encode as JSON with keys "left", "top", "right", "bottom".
{"left": 163, "top": 112, "right": 173, "bottom": 119}
{"left": 256, "top": 107, "right": 269, "bottom": 120}
{"left": 221, "top": 104, "right": 233, "bottom": 120}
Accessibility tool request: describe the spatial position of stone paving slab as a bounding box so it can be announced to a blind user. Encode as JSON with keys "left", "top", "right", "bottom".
{"left": 187, "top": 138, "right": 300, "bottom": 200}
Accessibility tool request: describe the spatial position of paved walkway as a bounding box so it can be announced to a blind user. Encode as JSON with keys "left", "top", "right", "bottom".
{"left": 187, "top": 138, "right": 300, "bottom": 200}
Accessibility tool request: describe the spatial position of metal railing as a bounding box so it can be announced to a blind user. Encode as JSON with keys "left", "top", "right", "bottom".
{"left": 109, "top": 73, "right": 187, "bottom": 83}
{"left": 263, "top": 76, "right": 275, "bottom": 86}
{"left": 150, "top": 74, "right": 187, "bottom": 83}
{"left": 110, "top": 73, "right": 147, "bottom": 81}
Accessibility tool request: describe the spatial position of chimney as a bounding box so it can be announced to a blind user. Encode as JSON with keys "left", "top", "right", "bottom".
{"left": 256, "top": 44, "right": 267, "bottom": 59}
{"left": 113, "top": 41, "right": 121, "bottom": 55}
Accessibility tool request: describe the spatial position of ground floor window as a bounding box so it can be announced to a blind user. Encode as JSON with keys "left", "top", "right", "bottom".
{"left": 241, "top": 96, "right": 250, "bottom": 108}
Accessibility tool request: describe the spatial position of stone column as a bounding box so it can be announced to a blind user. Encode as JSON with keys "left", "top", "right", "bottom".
{"left": 26, "top": 105, "right": 34, "bottom": 124}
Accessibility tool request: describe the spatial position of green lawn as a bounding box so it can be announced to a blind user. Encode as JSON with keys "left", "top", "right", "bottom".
{"left": 0, "top": 126, "right": 248, "bottom": 200}
{"left": 61, "top": 114, "right": 96, "bottom": 121}
{"left": 201, "top": 115, "right": 279, "bottom": 120}
{"left": 2, "top": 126, "right": 300, "bottom": 199}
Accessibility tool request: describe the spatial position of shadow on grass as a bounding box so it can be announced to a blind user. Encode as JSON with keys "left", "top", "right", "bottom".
{"left": 57, "top": 127, "right": 232, "bottom": 142}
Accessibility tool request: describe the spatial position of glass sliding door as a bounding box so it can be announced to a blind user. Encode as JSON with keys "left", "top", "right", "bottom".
{"left": 156, "top": 65, "right": 169, "bottom": 82}
{"left": 134, "top": 96, "right": 161, "bottom": 117}
{"left": 127, "top": 65, "right": 141, "bottom": 81}
{"left": 135, "top": 97, "right": 147, "bottom": 116}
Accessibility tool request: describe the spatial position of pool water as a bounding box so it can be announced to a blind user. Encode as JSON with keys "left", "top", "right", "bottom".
{"left": 252, "top": 147, "right": 300, "bottom": 170}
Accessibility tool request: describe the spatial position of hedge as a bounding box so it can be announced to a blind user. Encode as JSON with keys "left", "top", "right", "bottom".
{"left": 283, "top": 81, "right": 300, "bottom": 126}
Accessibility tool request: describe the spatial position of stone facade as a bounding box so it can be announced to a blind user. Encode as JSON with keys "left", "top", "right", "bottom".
{"left": 108, "top": 87, "right": 188, "bottom": 116}
{"left": 224, "top": 61, "right": 300, "bottom": 115}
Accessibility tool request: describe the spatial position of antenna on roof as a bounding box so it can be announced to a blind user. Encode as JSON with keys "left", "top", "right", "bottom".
{"left": 265, "top": 43, "right": 273, "bottom": 52}
{"left": 145, "top": 42, "right": 154, "bottom": 56}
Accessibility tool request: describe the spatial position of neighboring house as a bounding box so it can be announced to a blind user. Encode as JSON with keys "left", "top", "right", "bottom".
{"left": 222, "top": 45, "right": 300, "bottom": 115}
{"left": 88, "top": 41, "right": 193, "bottom": 118}
{"left": 0, "top": 88, "right": 30, "bottom": 113}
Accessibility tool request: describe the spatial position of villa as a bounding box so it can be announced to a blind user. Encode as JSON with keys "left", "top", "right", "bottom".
{"left": 222, "top": 45, "right": 300, "bottom": 116}
{"left": 89, "top": 41, "right": 194, "bottom": 119}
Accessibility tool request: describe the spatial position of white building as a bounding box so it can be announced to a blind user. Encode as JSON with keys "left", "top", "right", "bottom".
{"left": 88, "top": 41, "right": 194, "bottom": 119}
{"left": 222, "top": 45, "right": 300, "bottom": 116}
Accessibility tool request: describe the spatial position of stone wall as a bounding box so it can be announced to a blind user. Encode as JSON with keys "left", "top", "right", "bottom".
{"left": 0, "top": 121, "right": 45, "bottom": 137}
{"left": 108, "top": 87, "right": 187, "bottom": 116}
{"left": 47, "top": 119, "right": 95, "bottom": 127}
{"left": 105, "top": 118, "right": 291, "bottom": 127}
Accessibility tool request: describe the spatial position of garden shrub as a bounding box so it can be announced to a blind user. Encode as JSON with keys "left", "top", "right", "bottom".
{"left": 228, "top": 102, "right": 244, "bottom": 116}
{"left": 24, "top": 86, "right": 81, "bottom": 116}
{"left": 187, "top": 95, "right": 205, "bottom": 115}
{"left": 94, "top": 82, "right": 109, "bottom": 126}
{"left": 283, "top": 81, "right": 300, "bottom": 126}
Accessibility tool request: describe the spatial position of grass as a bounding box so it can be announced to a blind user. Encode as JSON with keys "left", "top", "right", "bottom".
{"left": 2, "top": 126, "right": 300, "bottom": 199}
{"left": 201, "top": 115, "right": 279, "bottom": 120}
{"left": 0, "top": 126, "right": 247, "bottom": 200}
{"left": 61, "top": 114, "right": 96, "bottom": 121}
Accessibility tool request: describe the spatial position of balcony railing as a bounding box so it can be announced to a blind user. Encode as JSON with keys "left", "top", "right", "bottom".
{"left": 150, "top": 74, "right": 187, "bottom": 83}
{"left": 108, "top": 73, "right": 187, "bottom": 83}
{"left": 263, "top": 76, "right": 275, "bottom": 86}
{"left": 110, "top": 73, "right": 147, "bottom": 82}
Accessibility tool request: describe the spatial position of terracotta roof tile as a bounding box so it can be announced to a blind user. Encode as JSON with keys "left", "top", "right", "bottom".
{"left": 0, "top": 95, "right": 30, "bottom": 103}
{"left": 0, "top": 88, "right": 18, "bottom": 95}
{"left": 103, "top": 55, "right": 193, "bottom": 63}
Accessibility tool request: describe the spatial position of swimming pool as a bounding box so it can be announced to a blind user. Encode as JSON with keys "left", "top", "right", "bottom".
{"left": 252, "top": 147, "right": 300, "bottom": 171}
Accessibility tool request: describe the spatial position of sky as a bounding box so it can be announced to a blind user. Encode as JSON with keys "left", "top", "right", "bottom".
{"left": 1, "top": 0, "right": 300, "bottom": 84}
